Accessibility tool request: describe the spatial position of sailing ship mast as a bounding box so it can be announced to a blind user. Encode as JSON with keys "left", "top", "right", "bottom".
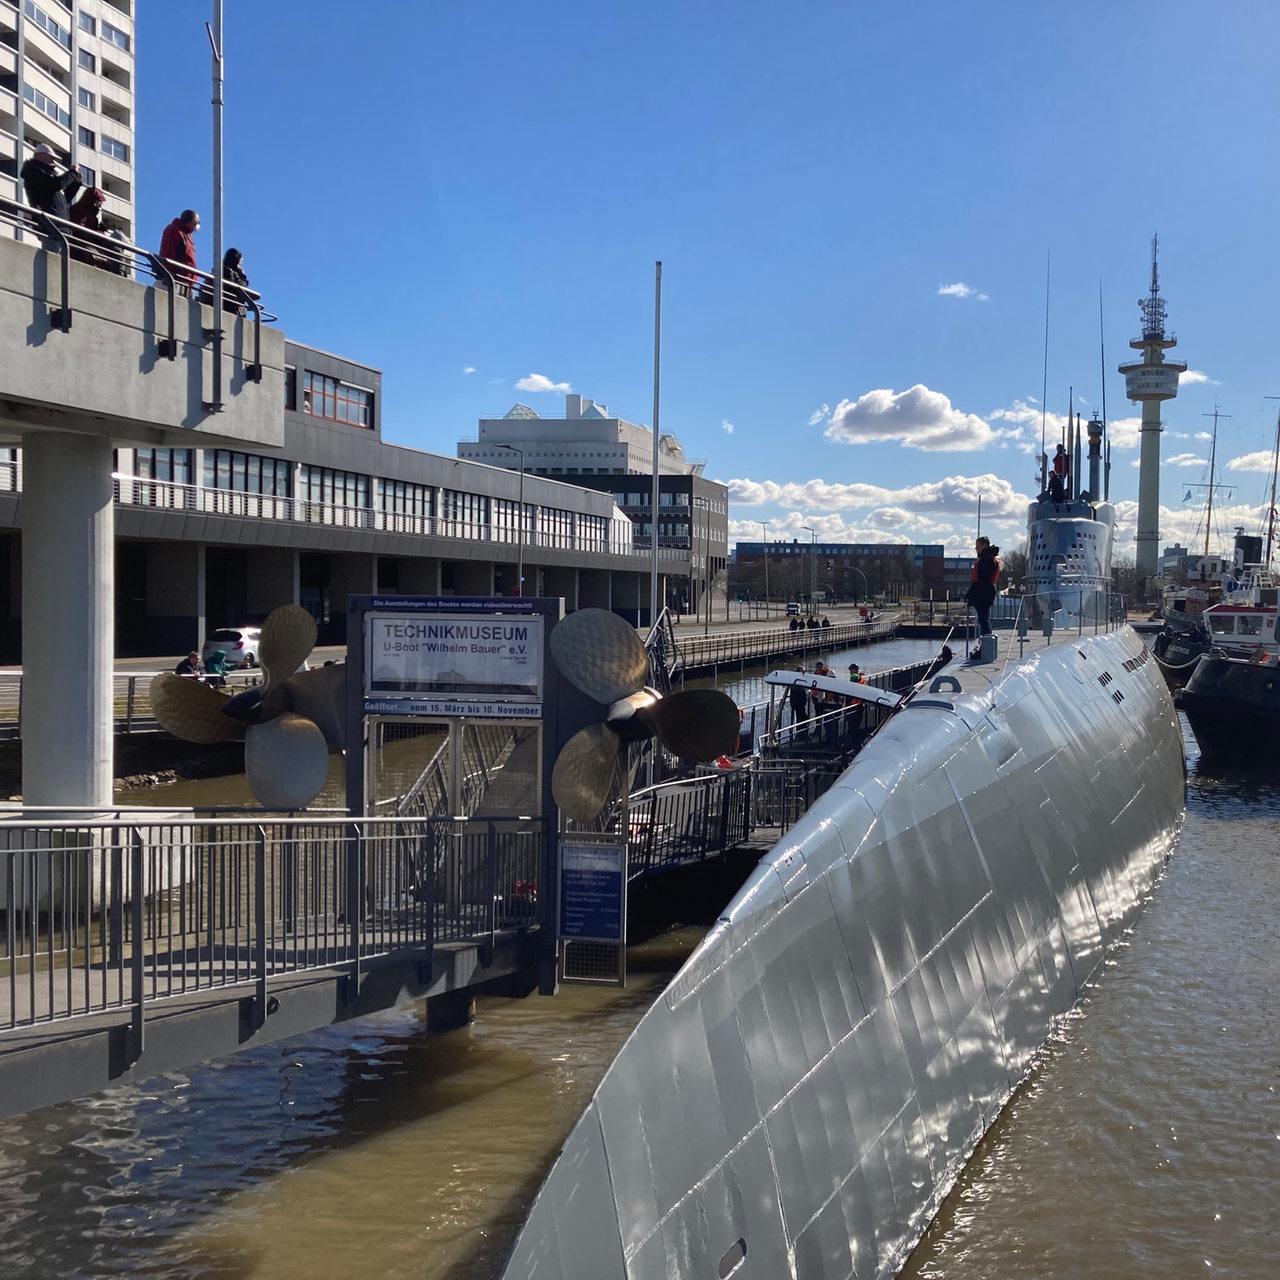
{"left": 1200, "top": 406, "right": 1231, "bottom": 559}
{"left": 1266, "top": 397, "right": 1280, "bottom": 565}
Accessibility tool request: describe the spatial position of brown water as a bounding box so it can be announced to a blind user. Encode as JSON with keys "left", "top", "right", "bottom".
{"left": 5, "top": 657, "right": 1274, "bottom": 1277}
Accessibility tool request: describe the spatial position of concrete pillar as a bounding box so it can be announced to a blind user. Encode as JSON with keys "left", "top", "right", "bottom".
{"left": 22, "top": 433, "right": 114, "bottom": 808}
{"left": 245, "top": 546, "right": 298, "bottom": 616}
{"left": 328, "top": 554, "right": 377, "bottom": 643}
{"left": 1135, "top": 398, "right": 1163, "bottom": 585}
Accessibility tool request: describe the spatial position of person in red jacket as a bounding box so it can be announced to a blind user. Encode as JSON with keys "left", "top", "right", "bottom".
{"left": 1049, "top": 442, "right": 1069, "bottom": 501}
{"left": 159, "top": 209, "right": 200, "bottom": 290}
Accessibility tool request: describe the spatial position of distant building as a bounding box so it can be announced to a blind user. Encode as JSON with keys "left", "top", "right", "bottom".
{"left": 734, "top": 540, "right": 948, "bottom": 603}
{"left": 460, "top": 395, "right": 728, "bottom": 616}
{"left": 2, "top": 1, "right": 137, "bottom": 240}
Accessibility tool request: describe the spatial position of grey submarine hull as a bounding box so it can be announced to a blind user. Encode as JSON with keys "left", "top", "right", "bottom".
{"left": 504, "top": 627, "right": 1185, "bottom": 1279}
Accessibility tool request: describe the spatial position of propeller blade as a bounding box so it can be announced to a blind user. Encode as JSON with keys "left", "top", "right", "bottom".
{"left": 551, "top": 723, "right": 621, "bottom": 823}
{"left": 149, "top": 674, "right": 246, "bottom": 744}
{"left": 280, "top": 663, "right": 347, "bottom": 750}
{"left": 549, "top": 609, "right": 649, "bottom": 705}
{"left": 646, "top": 689, "right": 740, "bottom": 761}
{"left": 258, "top": 604, "right": 317, "bottom": 691}
{"left": 244, "top": 713, "right": 331, "bottom": 810}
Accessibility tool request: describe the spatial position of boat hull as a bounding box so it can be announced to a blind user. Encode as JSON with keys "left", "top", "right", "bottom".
{"left": 1179, "top": 654, "right": 1280, "bottom": 759}
{"left": 504, "top": 627, "right": 1184, "bottom": 1279}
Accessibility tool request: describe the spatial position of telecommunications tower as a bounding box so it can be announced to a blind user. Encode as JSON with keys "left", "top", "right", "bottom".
{"left": 1118, "top": 236, "right": 1186, "bottom": 589}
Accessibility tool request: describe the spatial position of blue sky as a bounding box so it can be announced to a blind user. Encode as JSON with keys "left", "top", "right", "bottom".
{"left": 135, "top": 2, "right": 1280, "bottom": 561}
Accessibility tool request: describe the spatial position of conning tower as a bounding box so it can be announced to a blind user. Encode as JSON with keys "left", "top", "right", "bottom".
{"left": 1118, "top": 235, "right": 1186, "bottom": 589}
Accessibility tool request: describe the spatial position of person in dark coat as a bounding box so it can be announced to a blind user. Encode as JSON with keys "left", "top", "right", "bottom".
{"left": 20, "top": 143, "right": 81, "bottom": 219}
{"left": 221, "top": 247, "right": 250, "bottom": 314}
{"left": 788, "top": 666, "right": 810, "bottom": 728}
{"left": 965, "top": 536, "right": 1001, "bottom": 640}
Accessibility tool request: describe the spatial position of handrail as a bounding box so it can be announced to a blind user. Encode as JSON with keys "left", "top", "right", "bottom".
{"left": 0, "top": 191, "right": 278, "bottom": 323}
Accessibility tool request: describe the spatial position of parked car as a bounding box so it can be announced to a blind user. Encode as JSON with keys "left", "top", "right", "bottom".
{"left": 202, "top": 626, "right": 261, "bottom": 669}
{"left": 786, "top": 602, "right": 801, "bottom": 616}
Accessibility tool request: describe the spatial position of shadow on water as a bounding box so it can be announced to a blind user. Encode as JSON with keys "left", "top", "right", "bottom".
{"left": 0, "top": 925, "right": 707, "bottom": 1279}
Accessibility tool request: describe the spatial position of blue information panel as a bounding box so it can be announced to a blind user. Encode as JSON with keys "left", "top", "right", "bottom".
{"left": 558, "top": 842, "right": 626, "bottom": 941}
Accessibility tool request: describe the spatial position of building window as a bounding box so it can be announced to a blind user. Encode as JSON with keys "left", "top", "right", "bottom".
{"left": 204, "top": 450, "right": 293, "bottom": 497}
{"left": 301, "top": 371, "right": 373, "bottom": 428}
{"left": 132, "top": 449, "right": 194, "bottom": 485}
{"left": 77, "top": 87, "right": 96, "bottom": 110}
{"left": 21, "top": 84, "right": 70, "bottom": 130}
{"left": 298, "top": 465, "right": 370, "bottom": 511}
{"left": 78, "top": 49, "right": 96, "bottom": 72}
{"left": 100, "top": 20, "right": 130, "bottom": 51}
{"left": 77, "top": 126, "right": 95, "bottom": 149}
{"left": 379, "top": 478, "right": 434, "bottom": 520}
{"left": 77, "top": 12, "right": 95, "bottom": 34}
{"left": 23, "top": 1, "right": 71, "bottom": 48}
{"left": 78, "top": 164, "right": 96, "bottom": 187}
{"left": 101, "top": 134, "right": 129, "bottom": 162}
{"left": 283, "top": 367, "right": 297, "bottom": 410}
{"left": 440, "top": 488, "right": 488, "bottom": 538}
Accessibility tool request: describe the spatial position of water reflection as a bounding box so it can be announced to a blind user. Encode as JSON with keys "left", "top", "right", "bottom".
{"left": 0, "top": 927, "right": 703, "bottom": 1278}
{"left": 901, "top": 717, "right": 1280, "bottom": 1279}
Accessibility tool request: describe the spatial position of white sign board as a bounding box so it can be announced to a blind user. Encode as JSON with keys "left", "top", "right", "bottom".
{"left": 365, "top": 613, "right": 544, "bottom": 711}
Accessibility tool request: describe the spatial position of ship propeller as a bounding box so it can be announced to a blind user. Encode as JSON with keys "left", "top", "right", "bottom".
{"left": 549, "top": 608, "right": 740, "bottom": 823}
{"left": 149, "top": 604, "right": 346, "bottom": 809}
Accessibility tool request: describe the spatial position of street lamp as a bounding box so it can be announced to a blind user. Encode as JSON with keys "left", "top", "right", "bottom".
{"left": 495, "top": 444, "right": 525, "bottom": 596}
{"left": 801, "top": 525, "right": 816, "bottom": 614}
{"left": 761, "top": 520, "right": 770, "bottom": 621}
{"left": 849, "top": 565, "right": 868, "bottom": 605}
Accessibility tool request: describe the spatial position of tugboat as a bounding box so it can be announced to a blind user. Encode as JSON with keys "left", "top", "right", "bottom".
{"left": 1179, "top": 648, "right": 1280, "bottom": 761}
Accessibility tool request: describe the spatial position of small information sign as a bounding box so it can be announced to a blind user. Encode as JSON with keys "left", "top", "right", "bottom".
{"left": 558, "top": 841, "right": 626, "bottom": 941}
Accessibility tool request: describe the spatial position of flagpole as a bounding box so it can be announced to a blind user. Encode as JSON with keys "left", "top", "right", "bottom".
{"left": 649, "top": 261, "right": 662, "bottom": 627}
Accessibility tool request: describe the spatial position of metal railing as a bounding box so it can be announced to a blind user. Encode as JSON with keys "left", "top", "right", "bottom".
{"left": 0, "top": 813, "right": 543, "bottom": 1040}
{"left": 0, "top": 668, "right": 266, "bottom": 742}
{"left": 666, "top": 614, "right": 900, "bottom": 674}
{"left": 0, "top": 191, "right": 277, "bottom": 337}
{"left": 109, "top": 473, "right": 665, "bottom": 559}
{"left": 624, "top": 770, "right": 753, "bottom": 881}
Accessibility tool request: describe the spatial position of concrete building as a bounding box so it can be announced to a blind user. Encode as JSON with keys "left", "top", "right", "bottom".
{"left": 0, "top": 228, "right": 680, "bottom": 663}
{"left": 461, "top": 394, "right": 729, "bottom": 615}
{"left": 1, "top": 0, "right": 136, "bottom": 239}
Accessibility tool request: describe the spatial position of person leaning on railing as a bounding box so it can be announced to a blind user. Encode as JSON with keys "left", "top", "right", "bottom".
{"left": 20, "top": 143, "right": 81, "bottom": 220}
{"left": 159, "top": 209, "right": 201, "bottom": 293}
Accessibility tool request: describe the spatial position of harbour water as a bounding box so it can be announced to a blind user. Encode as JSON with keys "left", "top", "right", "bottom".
{"left": 0, "top": 644, "right": 1276, "bottom": 1277}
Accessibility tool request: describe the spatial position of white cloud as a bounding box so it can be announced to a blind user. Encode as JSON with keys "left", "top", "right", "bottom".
{"left": 1227, "top": 450, "right": 1278, "bottom": 472}
{"left": 937, "top": 282, "right": 989, "bottom": 301}
{"left": 1180, "top": 369, "right": 1215, "bottom": 385}
{"left": 1164, "top": 453, "right": 1205, "bottom": 468}
{"left": 825, "top": 385, "right": 997, "bottom": 452}
{"left": 514, "top": 373, "right": 572, "bottom": 394}
{"left": 807, "top": 404, "right": 830, "bottom": 427}
{"left": 463, "top": 366, "right": 477, "bottom": 375}
{"left": 721, "top": 419, "right": 735, "bottom": 435}
{"left": 725, "top": 472, "right": 1029, "bottom": 520}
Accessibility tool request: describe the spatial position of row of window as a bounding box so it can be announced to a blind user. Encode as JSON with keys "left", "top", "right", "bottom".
{"left": 75, "top": 124, "right": 129, "bottom": 161}
{"left": 123, "top": 449, "right": 613, "bottom": 551}
{"left": 22, "top": 81, "right": 68, "bottom": 129}
{"left": 284, "top": 368, "right": 375, "bottom": 429}
{"left": 25, "top": 0, "right": 70, "bottom": 49}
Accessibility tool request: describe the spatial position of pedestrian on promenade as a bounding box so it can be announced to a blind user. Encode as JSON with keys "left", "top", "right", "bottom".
{"left": 20, "top": 143, "right": 81, "bottom": 219}
{"left": 159, "top": 210, "right": 200, "bottom": 291}
{"left": 174, "top": 651, "right": 205, "bottom": 680}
